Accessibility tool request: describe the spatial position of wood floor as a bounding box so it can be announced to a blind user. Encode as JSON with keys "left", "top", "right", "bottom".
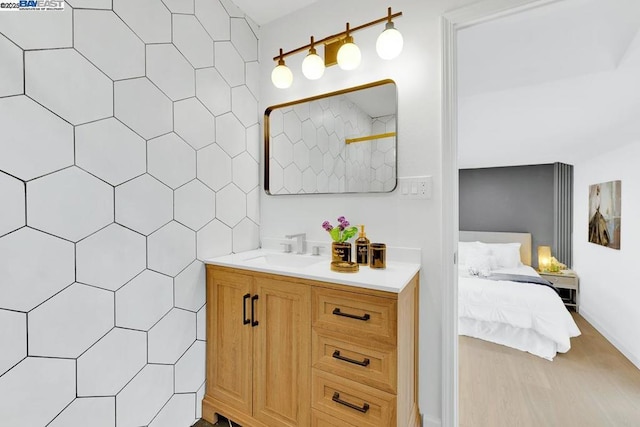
{"left": 460, "top": 312, "right": 640, "bottom": 427}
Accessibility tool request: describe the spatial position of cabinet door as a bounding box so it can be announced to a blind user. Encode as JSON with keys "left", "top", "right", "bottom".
{"left": 207, "top": 269, "right": 253, "bottom": 414}
{"left": 253, "top": 277, "right": 311, "bottom": 426}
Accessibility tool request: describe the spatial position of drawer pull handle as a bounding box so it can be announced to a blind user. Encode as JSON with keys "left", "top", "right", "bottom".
{"left": 251, "top": 295, "right": 259, "bottom": 327}
{"left": 332, "top": 308, "right": 370, "bottom": 321}
{"left": 332, "top": 392, "right": 370, "bottom": 413}
{"left": 332, "top": 350, "right": 370, "bottom": 367}
{"left": 242, "top": 293, "right": 251, "bottom": 325}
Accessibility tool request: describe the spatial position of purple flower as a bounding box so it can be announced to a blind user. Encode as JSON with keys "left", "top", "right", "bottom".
{"left": 337, "top": 216, "right": 346, "bottom": 223}
{"left": 338, "top": 224, "right": 345, "bottom": 231}
{"left": 341, "top": 220, "right": 350, "bottom": 228}
{"left": 322, "top": 221, "right": 333, "bottom": 231}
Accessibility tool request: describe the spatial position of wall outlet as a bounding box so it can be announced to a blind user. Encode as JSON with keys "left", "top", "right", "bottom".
{"left": 398, "top": 176, "right": 432, "bottom": 199}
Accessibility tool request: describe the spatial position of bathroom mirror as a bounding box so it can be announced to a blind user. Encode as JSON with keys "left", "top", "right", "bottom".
{"left": 264, "top": 79, "right": 397, "bottom": 195}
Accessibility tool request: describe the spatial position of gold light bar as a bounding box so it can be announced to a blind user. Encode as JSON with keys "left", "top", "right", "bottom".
{"left": 272, "top": 8, "right": 403, "bottom": 62}
{"left": 345, "top": 132, "right": 396, "bottom": 144}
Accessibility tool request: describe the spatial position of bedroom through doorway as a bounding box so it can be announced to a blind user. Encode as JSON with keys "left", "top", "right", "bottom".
{"left": 451, "top": 0, "right": 640, "bottom": 425}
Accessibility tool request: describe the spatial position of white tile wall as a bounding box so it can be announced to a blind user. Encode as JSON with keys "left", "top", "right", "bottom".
{"left": 0, "top": 1, "right": 259, "bottom": 425}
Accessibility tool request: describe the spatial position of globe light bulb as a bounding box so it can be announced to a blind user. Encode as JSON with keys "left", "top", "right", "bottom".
{"left": 376, "top": 21, "right": 404, "bottom": 60}
{"left": 271, "top": 60, "right": 292, "bottom": 89}
{"left": 301, "top": 47, "right": 325, "bottom": 80}
{"left": 337, "top": 36, "right": 361, "bottom": 71}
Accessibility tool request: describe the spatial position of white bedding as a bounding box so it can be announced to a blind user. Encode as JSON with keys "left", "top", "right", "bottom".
{"left": 458, "top": 265, "right": 581, "bottom": 360}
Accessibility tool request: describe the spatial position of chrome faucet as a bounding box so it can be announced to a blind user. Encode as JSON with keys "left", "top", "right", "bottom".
{"left": 285, "top": 233, "right": 306, "bottom": 254}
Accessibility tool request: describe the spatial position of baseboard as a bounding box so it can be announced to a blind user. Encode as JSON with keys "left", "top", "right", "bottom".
{"left": 423, "top": 413, "right": 442, "bottom": 427}
{"left": 579, "top": 307, "right": 640, "bottom": 370}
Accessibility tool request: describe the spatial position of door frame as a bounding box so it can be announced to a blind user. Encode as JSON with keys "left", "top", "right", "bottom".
{"left": 440, "top": 0, "right": 562, "bottom": 425}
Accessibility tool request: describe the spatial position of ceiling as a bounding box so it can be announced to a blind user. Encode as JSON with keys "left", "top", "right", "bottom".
{"left": 231, "top": 0, "right": 322, "bottom": 26}
{"left": 458, "top": 0, "right": 640, "bottom": 169}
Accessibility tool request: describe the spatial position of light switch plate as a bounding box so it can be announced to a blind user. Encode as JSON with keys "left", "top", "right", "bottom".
{"left": 397, "top": 176, "right": 432, "bottom": 199}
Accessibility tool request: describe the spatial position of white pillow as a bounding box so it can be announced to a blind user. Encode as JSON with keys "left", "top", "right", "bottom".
{"left": 485, "top": 242, "right": 522, "bottom": 269}
{"left": 458, "top": 241, "right": 490, "bottom": 265}
{"left": 458, "top": 241, "right": 495, "bottom": 276}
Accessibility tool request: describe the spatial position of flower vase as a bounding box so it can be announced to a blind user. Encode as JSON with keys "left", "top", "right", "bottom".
{"left": 332, "top": 242, "right": 352, "bottom": 262}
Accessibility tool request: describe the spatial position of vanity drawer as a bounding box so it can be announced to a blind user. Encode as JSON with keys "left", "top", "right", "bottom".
{"left": 312, "top": 331, "right": 397, "bottom": 393}
{"left": 312, "top": 370, "right": 396, "bottom": 427}
{"left": 312, "top": 287, "right": 397, "bottom": 345}
{"left": 312, "top": 409, "right": 358, "bottom": 427}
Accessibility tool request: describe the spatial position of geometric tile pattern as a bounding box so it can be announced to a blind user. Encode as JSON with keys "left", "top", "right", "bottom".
{"left": 0, "top": 1, "right": 259, "bottom": 425}
{"left": 269, "top": 96, "right": 396, "bottom": 194}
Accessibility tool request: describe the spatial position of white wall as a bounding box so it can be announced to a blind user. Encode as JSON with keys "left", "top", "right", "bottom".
{"left": 0, "top": 1, "right": 259, "bottom": 426}
{"left": 259, "top": 0, "right": 477, "bottom": 424}
{"left": 574, "top": 140, "right": 640, "bottom": 369}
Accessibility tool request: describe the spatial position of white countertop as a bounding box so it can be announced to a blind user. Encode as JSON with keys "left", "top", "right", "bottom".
{"left": 203, "top": 249, "right": 420, "bottom": 294}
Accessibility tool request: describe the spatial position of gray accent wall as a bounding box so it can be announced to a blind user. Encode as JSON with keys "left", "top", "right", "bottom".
{"left": 460, "top": 164, "right": 563, "bottom": 269}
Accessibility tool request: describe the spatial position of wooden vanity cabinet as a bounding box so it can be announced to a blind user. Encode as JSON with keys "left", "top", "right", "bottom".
{"left": 203, "top": 264, "right": 420, "bottom": 427}
{"left": 203, "top": 266, "right": 311, "bottom": 427}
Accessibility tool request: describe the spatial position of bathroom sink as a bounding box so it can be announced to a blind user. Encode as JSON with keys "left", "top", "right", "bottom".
{"left": 243, "top": 253, "right": 324, "bottom": 269}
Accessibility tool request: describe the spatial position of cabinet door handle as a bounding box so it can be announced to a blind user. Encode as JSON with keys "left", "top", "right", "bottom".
{"left": 332, "top": 392, "right": 370, "bottom": 413}
{"left": 251, "top": 295, "right": 259, "bottom": 327}
{"left": 332, "top": 308, "right": 370, "bottom": 321}
{"left": 332, "top": 350, "right": 370, "bottom": 367}
{"left": 242, "top": 293, "right": 251, "bottom": 325}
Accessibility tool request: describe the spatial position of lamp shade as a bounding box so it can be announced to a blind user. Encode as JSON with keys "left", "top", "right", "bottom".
{"left": 301, "top": 51, "right": 325, "bottom": 80}
{"left": 538, "top": 246, "right": 551, "bottom": 272}
{"left": 376, "top": 21, "right": 403, "bottom": 60}
{"left": 271, "top": 63, "right": 293, "bottom": 89}
{"left": 337, "top": 36, "right": 361, "bottom": 70}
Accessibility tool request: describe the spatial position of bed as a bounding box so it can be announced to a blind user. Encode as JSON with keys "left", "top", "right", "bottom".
{"left": 458, "top": 231, "right": 581, "bottom": 360}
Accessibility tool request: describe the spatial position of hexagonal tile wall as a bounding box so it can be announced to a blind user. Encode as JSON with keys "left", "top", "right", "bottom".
{"left": 76, "top": 118, "right": 146, "bottom": 186}
{"left": 77, "top": 328, "right": 147, "bottom": 396}
{"left": 116, "top": 364, "right": 174, "bottom": 426}
{"left": 197, "top": 143, "right": 232, "bottom": 191}
{"left": 25, "top": 49, "right": 113, "bottom": 125}
{"left": 148, "top": 221, "right": 196, "bottom": 276}
{"left": 0, "top": 228, "right": 74, "bottom": 312}
{"left": 115, "top": 174, "right": 173, "bottom": 235}
{"left": 74, "top": 9, "right": 145, "bottom": 80}
{"left": 174, "top": 341, "right": 205, "bottom": 394}
{"left": 0, "top": 171, "right": 25, "bottom": 237}
{"left": 0, "top": 34, "right": 23, "bottom": 97}
{"left": 47, "top": 397, "right": 115, "bottom": 427}
{"left": 0, "top": 96, "right": 73, "bottom": 181}
{"left": 175, "top": 180, "right": 216, "bottom": 231}
{"left": 0, "top": 309, "right": 26, "bottom": 376}
{"left": 0, "top": 1, "right": 260, "bottom": 426}
{"left": 28, "top": 283, "right": 114, "bottom": 358}
{"left": 148, "top": 133, "right": 197, "bottom": 189}
{"left": 76, "top": 223, "right": 146, "bottom": 291}
{"left": 174, "top": 97, "right": 216, "bottom": 150}
{"left": 0, "top": 357, "right": 75, "bottom": 426}
{"left": 195, "top": 67, "right": 231, "bottom": 116}
{"left": 116, "top": 270, "right": 173, "bottom": 331}
{"left": 148, "top": 308, "right": 196, "bottom": 364}
{"left": 146, "top": 43, "right": 196, "bottom": 101}
{"left": 27, "top": 166, "right": 114, "bottom": 242}
{"left": 114, "top": 77, "right": 173, "bottom": 140}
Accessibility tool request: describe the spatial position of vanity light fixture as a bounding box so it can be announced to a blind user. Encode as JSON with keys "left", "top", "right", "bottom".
{"left": 271, "top": 7, "right": 403, "bottom": 88}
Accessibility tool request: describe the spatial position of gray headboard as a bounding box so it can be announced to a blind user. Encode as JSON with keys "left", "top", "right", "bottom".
{"left": 459, "top": 231, "right": 532, "bottom": 266}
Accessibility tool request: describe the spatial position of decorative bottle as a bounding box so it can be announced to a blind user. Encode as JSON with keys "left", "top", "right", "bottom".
{"left": 355, "top": 225, "right": 370, "bottom": 265}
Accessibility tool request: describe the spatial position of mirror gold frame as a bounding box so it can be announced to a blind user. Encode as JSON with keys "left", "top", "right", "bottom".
{"left": 264, "top": 79, "right": 398, "bottom": 195}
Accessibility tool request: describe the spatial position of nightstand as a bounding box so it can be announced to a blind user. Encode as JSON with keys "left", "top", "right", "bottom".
{"left": 539, "top": 270, "right": 579, "bottom": 312}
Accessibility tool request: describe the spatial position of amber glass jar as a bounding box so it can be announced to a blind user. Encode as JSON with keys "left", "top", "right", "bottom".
{"left": 369, "top": 243, "right": 386, "bottom": 269}
{"left": 331, "top": 242, "right": 352, "bottom": 262}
